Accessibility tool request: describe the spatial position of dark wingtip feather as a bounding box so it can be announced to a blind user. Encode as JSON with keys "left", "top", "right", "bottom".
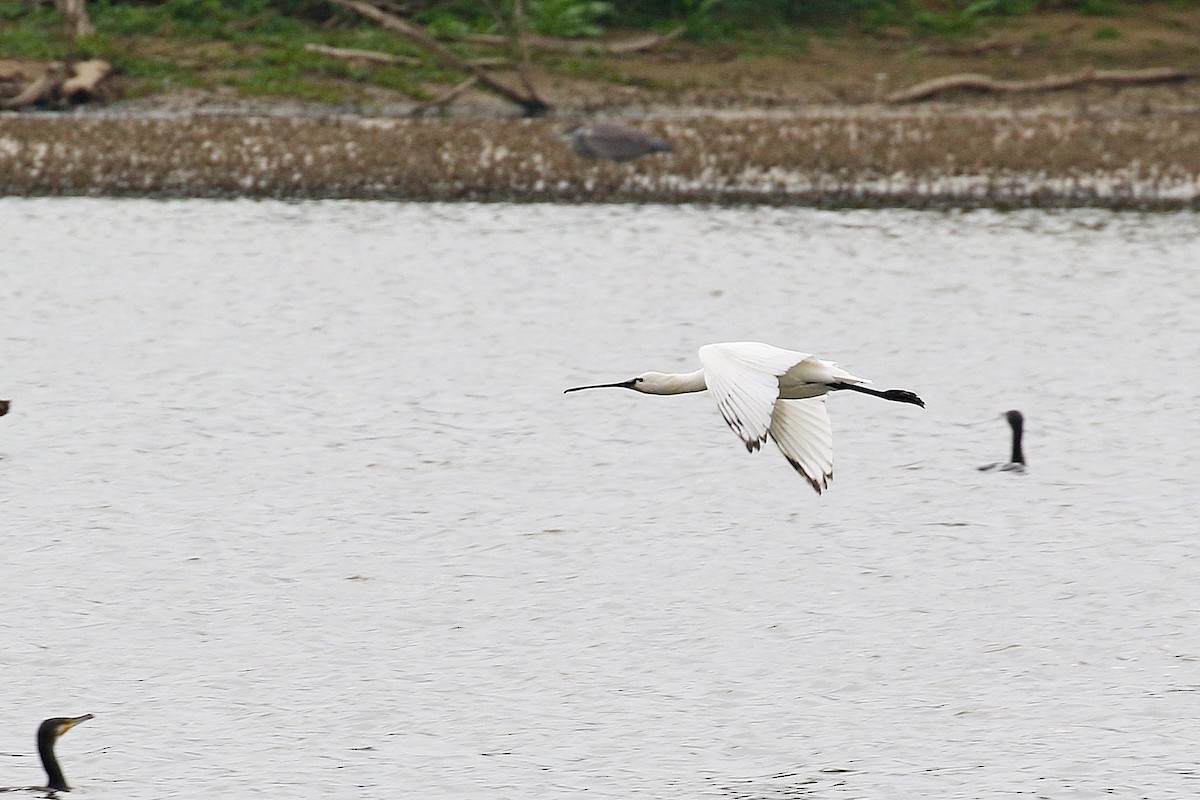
{"left": 785, "top": 456, "right": 832, "bottom": 495}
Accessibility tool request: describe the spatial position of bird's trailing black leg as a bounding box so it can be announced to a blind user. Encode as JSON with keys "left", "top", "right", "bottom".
{"left": 828, "top": 382, "right": 925, "bottom": 408}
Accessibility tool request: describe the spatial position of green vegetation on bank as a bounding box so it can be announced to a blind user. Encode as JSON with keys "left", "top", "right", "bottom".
{"left": 1, "top": 0, "right": 1198, "bottom": 105}
{"left": 4, "top": 0, "right": 1179, "bottom": 43}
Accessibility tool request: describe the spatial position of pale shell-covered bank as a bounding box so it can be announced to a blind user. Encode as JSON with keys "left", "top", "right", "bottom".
{"left": 2, "top": 110, "right": 1199, "bottom": 207}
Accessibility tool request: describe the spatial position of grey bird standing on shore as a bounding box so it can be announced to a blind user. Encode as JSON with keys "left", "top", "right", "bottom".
{"left": 561, "top": 121, "right": 674, "bottom": 162}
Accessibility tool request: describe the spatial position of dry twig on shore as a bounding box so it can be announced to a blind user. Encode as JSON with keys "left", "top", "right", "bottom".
{"left": 304, "top": 43, "right": 506, "bottom": 68}
{"left": 411, "top": 75, "right": 478, "bottom": 115}
{"left": 304, "top": 43, "right": 420, "bottom": 65}
{"left": 459, "top": 26, "right": 685, "bottom": 54}
{"left": 887, "top": 67, "right": 1200, "bottom": 103}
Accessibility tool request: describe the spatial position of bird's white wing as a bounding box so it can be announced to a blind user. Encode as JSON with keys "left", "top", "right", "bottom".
{"left": 769, "top": 398, "right": 835, "bottom": 494}
{"left": 698, "top": 343, "right": 810, "bottom": 451}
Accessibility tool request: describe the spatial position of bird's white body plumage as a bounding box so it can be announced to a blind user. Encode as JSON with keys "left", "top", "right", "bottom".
{"left": 697, "top": 343, "right": 865, "bottom": 492}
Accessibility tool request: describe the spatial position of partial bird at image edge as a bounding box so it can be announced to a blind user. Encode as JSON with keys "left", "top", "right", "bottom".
{"left": 1, "top": 715, "right": 92, "bottom": 794}
{"left": 565, "top": 342, "right": 924, "bottom": 494}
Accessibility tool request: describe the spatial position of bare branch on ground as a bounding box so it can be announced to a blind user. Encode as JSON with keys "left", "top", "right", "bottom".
{"left": 411, "top": 75, "right": 479, "bottom": 115}
{"left": 304, "top": 43, "right": 421, "bottom": 65}
{"left": 887, "top": 67, "right": 1200, "bottom": 104}
{"left": 460, "top": 27, "right": 685, "bottom": 54}
{"left": 1, "top": 59, "right": 109, "bottom": 109}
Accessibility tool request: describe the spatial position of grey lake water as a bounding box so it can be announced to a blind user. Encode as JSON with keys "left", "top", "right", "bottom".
{"left": 1, "top": 198, "right": 1197, "bottom": 799}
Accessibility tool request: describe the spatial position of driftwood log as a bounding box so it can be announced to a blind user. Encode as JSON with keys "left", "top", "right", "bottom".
{"left": 325, "top": 0, "right": 549, "bottom": 116}
{"left": 460, "top": 26, "right": 685, "bottom": 54}
{"left": 62, "top": 58, "right": 109, "bottom": 101}
{"left": 887, "top": 67, "right": 1199, "bottom": 104}
{"left": 2, "top": 65, "right": 65, "bottom": 109}
{"left": 1, "top": 59, "right": 110, "bottom": 109}
{"left": 304, "top": 42, "right": 507, "bottom": 68}
{"left": 304, "top": 43, "right": 420, "bottom": 65}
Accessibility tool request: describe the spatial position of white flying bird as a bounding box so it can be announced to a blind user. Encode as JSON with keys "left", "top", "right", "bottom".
{"left": 565, "top": 342, "right": 924, "bottom": 494}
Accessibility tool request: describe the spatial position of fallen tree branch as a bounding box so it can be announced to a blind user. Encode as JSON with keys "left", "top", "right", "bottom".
{"left": 304, "top": 43, "right": 420, "bottom": 65}
{"left": 304, "top": 43, "right": 506, "bottom": 68}
{"left": 325, "top": 0, "right": 549, "bottom": 116}
{"left": 1, "top": 65, "right": 65, "bottom": 109}
{"left": 887, "top": 67, "right": 1200, "bottom": 104}
{"left": 61, "top": 58, "right": 110, "bottom": 101}
{"left": 460, "top": 26, "right": 684, "bottom": 54}
{"left": 410, "top": 75, "right": 478, "bottom": 115}
{"left": 1, "top": 59, "right": 109, "bottom": 109}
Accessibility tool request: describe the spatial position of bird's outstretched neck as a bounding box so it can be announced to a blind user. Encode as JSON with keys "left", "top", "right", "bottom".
{"left": 638, "top": 370, "right": 707, "bottom": 395}
{"left": 34, "top": 714, "right": 92, "bottom": 793}
{"left": 565, "top": 370, "right": 706, "bottom": 396}
{"left": 39, "top": 732, "right": 68, "bottom": 792}
{"left": 828, "top": 382, "right": 925, "bottom": 408}
{"left": 1007, "top": 410, "right": 1025, "bottom": 465}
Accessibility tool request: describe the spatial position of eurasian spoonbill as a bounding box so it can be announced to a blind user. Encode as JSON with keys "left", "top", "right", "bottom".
{"left": 565, "top": 342, "right": 924, "bottom": 493}
{"left": 978, "top": 410, "right": 1025, "bottom": 473}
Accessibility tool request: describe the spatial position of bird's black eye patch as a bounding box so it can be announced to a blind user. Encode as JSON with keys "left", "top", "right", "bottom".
{"left": 634, "top": 377, "right": 644, "bottom": 383}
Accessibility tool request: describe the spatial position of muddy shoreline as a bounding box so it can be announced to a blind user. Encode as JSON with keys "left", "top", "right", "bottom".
{"left": 3, "top": 106, "right": 1198, "bottom": 208}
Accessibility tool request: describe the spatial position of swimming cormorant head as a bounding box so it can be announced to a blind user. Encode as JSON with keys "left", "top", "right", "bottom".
{"left": 1005, "top": 410, "right": 1025, "bottom": 465}
{"left": 978, "top": 410, "right": 1026, "bottom": 472}
{"left": 36, "top": 714, "right": 92, "bottom": 792}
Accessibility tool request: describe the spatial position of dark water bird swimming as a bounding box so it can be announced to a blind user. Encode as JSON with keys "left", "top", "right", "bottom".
{"left": 979, "top": 409, "right": 1026, "bottom": 473}
{"left": 561, "top": 121, "right": 674, "bottom": 163}
{"left": 1, "top": 715, "right": 92, "bottom": 794}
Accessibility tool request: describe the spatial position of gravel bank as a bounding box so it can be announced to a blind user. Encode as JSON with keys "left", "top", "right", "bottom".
{"left": 2, "top": 110, "right": 1198, "bottom": 208}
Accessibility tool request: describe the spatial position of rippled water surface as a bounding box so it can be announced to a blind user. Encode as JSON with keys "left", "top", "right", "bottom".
{"left": 1, "top": 199, "right": 1197, "bottom": 799}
